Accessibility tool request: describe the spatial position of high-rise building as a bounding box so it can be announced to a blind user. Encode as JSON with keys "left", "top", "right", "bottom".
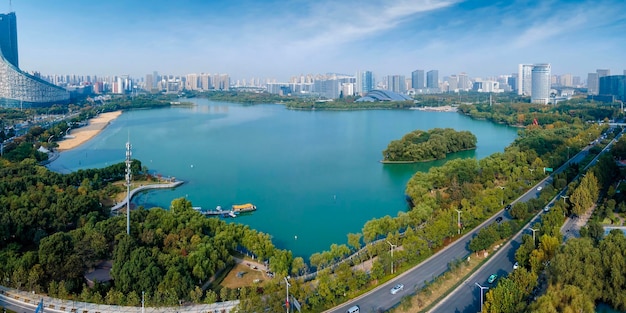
{"left": 0, "top": 12, "right": 18, "bottom": 68}
{"left": 411, "top": 69, "right": 424, "bottom": 90}
{"left": 0, "top": 11, "right": 69, "bottom": 107}
{"left": 458, "top": 72, "right": 470, "bottom": 91}
{"left": 518, "top": 64, "right": 534, "bottom": 96}
{"left": 597, "top": 69, "right": 610, "bottom": 78}
{"left": 531, "top": 63, "right": 551, "bottom": 104}
{"left": 445, "top": 75, "right": 458, "bottom": 92}
{"left": 508, "top": 74, "right": 518, "bottom": 93}
{"left": 560, "top": 74, "right": 573, "bottom": 87}
{"left": 145, "top": 74, "right": 153, "bottom": 92}
{"left": 387, "top": 75, "right": 406, "bottom": 94}
{"left": 599, "top": 75, "right": 626, "bottom": 102}
{"left": 186, "top": 73, "right": 199, "bottom": 90}
{"left": 588, "top": 73, "right": 599, "bottom": 95}
{"left": 426, "top": 70, "right": 438, "bottom": 89}
{"left": 356, "top": 71, "right": 374, "bottom": 96}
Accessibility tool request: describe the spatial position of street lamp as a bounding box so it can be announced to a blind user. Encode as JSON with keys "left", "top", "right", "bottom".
{"left": 560, "top": 195, "right": 569, "bottom": 202}
{"left": 528, "top": 227, "right": 538, "bottom": 243}
{"left": 567, "top": 146, "right": 570, "bottom": 160}
{"left": 386, "top": 241, "right": 397, "bottom": 274}
{"left": 142, "top": 291, "right": 145, "bottom": 313}
{"left": 475, "top": 282, "right": 489, "bottom": 312}
{"left": 456, "top": 209, "right": 462, "bottom": 235}
{"left": 284, "top": 276, "right": 291, "bottom": 313}
{"left": 498, "top": 186, "right": 505, "bottom": 205}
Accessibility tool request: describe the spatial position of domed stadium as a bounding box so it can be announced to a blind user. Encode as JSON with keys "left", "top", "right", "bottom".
{"left": 356, "top": 89, "right": 412, "bottom": 102}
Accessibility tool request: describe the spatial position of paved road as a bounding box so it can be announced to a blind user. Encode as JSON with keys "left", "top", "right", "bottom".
{"left": 430, "top": 129, "right": 623, "bottom": 313}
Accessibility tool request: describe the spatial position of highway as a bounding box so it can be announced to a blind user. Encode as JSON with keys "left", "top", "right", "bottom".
{"left": 430, "top": 128, "right": 622, "bottom": 313}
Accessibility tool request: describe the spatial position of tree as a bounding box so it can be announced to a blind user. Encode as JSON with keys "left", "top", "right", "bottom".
{"left": 347, "top": 233, "right": 362, "bottom": 251}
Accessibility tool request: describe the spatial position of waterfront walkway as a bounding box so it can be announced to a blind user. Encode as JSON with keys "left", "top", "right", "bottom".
{"left": 110, "top": 180, "right": 184, "bottom": 214}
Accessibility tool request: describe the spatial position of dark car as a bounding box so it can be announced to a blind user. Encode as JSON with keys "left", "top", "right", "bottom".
{"left": 505, "top": 204, "right": 512, "bottom": 210}
{"left": 496, "top": 216, "right": 503, "bottom": 223}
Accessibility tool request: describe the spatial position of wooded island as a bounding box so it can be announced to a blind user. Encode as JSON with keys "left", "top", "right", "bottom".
{"left": 382, "top": 128, "right": 477, "bottom": 162}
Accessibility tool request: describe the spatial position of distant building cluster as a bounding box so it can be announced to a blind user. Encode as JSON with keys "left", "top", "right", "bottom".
{"left": 1, "top": 10, "right": 625, "bottom": 108}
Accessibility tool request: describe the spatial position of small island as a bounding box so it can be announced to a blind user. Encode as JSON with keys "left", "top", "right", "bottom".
{"left": 382, "top": 128, "right": 477, "bottom": 163}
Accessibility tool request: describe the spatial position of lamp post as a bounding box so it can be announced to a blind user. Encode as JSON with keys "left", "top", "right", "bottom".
{"left": 456, "top": 209, "right": 462, "bottom": 235}
{"left": 475, "top": 282, "right": 489, "bottom": 312}
{"left": 142, "top": 291, "right": 145, "bottom": 313}
{"left": 498, "top": 186, "right": 505, "bottom": 205}
{"left": 528, "top": 227, "right": 538, "bottom": 243}
{"left": 560, "top": 195, "right": 569, "bottom": 202}
{"left": 284, "top": 276, "right": 291, "bottom": 313}
{"left": 386, "top": 241, "right": 397, "bottom": 274}
{"left": 567, "top": 146, "right": 570, "bottom": 160}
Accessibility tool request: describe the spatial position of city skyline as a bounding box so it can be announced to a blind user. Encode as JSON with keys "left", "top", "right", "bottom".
{"left": 5, "top": 0, "right": 626, "bottom": 81}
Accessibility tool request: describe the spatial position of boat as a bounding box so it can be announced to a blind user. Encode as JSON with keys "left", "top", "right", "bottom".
{"left": 228, "top": 211, "right": 237, "bottom": 218}
{"left": 232, "top": 203, "right": 257, "bottom": 213}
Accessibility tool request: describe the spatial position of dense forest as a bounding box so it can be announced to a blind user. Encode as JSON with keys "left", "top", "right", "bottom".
{"left": 382, "top": 128, "right": 477, "bottom": 162}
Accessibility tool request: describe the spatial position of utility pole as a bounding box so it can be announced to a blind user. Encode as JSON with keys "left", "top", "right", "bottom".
{"left": 475, "top": 282, "right": 489, "bottom": 312}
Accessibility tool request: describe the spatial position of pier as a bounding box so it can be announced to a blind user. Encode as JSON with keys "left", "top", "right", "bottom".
{"left": 193, "top": 204, "right": 257, "bottom": 218}
{"left": 193, "top": 206, "right": 238, "bottom": 218}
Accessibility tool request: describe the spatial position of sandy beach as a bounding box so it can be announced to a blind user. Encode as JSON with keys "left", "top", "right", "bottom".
{"left": 410, "top": 105, "right": 458, "bottom": 112}
{"left": 56, "top": 111, "right": 123, "bottom": 151}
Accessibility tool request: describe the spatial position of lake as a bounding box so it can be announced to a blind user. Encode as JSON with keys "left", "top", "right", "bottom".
{"left": 47, "top": 99, "right": 518, "bottom": 258}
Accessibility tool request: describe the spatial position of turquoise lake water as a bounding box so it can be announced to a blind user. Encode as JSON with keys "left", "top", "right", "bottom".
{"left": 47, "top": 99, "right": 519, "bottom": 258}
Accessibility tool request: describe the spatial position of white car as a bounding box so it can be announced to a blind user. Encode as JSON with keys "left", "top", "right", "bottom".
{"left": 537, "top": 186, "right": 543, "bottom": 191}
{"left": 513, "top": 262, "right": 519, "bottom": 270}
{"left": 390, "top": 284, "right": 404, "bottom": 295}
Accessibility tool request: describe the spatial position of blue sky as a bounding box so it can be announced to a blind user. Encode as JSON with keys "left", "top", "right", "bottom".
{"left": 5, "top": 0, "right": 626, "bottom": 82}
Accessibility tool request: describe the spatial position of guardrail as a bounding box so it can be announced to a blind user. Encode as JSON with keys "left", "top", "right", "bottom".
{"left": 0, "top": 286, "right": 238, "bottom": 313}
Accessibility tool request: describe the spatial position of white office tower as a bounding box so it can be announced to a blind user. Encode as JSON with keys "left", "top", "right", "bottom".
{"left": 356, "top": 71, "right": 374, "bottom": 96}
{"left": 531, "top": 64, "right": 551, "bottom": 104}
{"left": 518, "top": 64, "right": 534, "bottom": 96}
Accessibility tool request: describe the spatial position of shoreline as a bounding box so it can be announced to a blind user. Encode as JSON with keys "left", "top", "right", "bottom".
{"left": 56, "top": 111, "right": 123, "bottom": 152}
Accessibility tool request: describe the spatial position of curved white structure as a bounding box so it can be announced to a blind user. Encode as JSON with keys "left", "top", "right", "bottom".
{"left": 0, "top": 12, "right": 69, "bottom": 108}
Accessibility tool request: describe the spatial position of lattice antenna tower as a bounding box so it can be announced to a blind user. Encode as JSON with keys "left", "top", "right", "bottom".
{"left": 125, "top": 132, "right": 132, "bottom": 235}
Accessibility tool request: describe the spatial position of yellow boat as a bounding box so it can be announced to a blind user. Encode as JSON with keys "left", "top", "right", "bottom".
{"left": 232, "top": 203, "right": 257, "bottom": 213}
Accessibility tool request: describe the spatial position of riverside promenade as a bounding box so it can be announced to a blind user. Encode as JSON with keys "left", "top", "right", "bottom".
{"left": 0, "top": 285, "right": 238, "bottom": 313}
{"left": 110, "top": 180, "right": 184, "bottom": 214}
